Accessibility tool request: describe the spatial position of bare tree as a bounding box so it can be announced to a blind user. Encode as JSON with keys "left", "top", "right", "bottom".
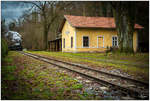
{"left": 24, "top": 1, "right": 71, "bottom": 50}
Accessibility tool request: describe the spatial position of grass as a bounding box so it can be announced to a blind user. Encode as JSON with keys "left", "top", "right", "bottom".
{"left": 1, "top": 51, "right": 101, "bottom": 100}
{"left": 27, "top": 51, "right": 149, "bottom": 81}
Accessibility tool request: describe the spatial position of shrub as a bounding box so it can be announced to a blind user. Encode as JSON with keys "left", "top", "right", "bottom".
{"left": 111, "top": 47, "right": 120, "bottom": 54}
{"left": 106, "top": 46, "right": 119, "bottom": 53}
{"left": 2, "top": 39, "right": 8, "bottom": 58}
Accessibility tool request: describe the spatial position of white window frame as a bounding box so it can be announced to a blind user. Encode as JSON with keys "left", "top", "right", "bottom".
{"left": 97, "top": 35, "right": 104, "bottom": 48}
{"left": 74, "top": 29, "right": 77, "bottom": 50}
{"left": 112, "top": 35, "right": 118, "bottom": 47}
{"left": 82, "top": 36, "right": 90, "bottom": 48}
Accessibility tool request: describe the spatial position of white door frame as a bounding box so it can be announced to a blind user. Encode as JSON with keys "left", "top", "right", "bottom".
{"left": 97, "top": 35, "right": 104, "bottom": 48}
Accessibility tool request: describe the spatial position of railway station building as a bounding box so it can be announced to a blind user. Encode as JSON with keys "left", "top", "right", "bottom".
{"left": 49, "top": 15, "right": 143, "bottom": 52}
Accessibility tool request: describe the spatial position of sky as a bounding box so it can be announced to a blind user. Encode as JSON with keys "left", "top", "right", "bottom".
{"left": 1, "top": 1, "right": 31, "bottom": 24}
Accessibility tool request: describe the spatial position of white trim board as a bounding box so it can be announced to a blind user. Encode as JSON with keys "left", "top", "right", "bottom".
{"left": 77, "top": 46, "right": 107, "bottom": 48}
{"left": 74, "top": 29, "right": 77, "bottom": 50}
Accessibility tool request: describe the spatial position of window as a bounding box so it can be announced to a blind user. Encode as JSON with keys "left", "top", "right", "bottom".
{"left": 63, "top": 38, "right": 65, "bottom": 48}
{"left": 112, "top": 36, "right": 118, "bottom": 47}
{"left": 71, "top": 37, "right": 73, "bottom": 48}
{"left": 83, "top": 36, "right": 89, "bottom": 47}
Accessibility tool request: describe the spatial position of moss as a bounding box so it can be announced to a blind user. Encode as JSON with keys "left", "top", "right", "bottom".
{"left": 2, "top": 51, "right": 102, "bottom": 99}
{"left": 3, "top": 74, "right": 16, "bottom": 81}
{"left": 78, "top": 94, "right": 86, "bottom": 100}
{"left": 26, "top": 71, "right": 35, "bottom": 78}
{"left": 3, "top": 57, "right": 13, "bottom": 63}
{"left": 2, "top": 66, "right": 16, "bottom": 74}
{"left": 72, "top": 83, "right": 83, "bottom": 89}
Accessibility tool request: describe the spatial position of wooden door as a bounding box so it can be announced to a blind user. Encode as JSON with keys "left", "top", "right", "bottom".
{"left": 98, "top": 36, "right": 103, "bottom": 48}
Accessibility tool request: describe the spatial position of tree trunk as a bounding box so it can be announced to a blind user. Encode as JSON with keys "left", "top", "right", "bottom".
{"left": 42, "top": 11, "right": 49, "bottom": 50}
{"left": 112, "top": 2, "right": 135, "bottom": 53}
{"left": 43, "top": 28, "right": 48, "bottom": 50}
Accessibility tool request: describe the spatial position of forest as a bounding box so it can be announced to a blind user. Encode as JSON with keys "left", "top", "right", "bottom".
{"left": 2, "top": 1, "right": 149, "bottom": 52}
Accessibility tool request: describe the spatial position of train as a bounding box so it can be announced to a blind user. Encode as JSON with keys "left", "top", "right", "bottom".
{"left": 8, "top": 43, "right": 23, "bottom": 51}
{"left": 5, "top": 31, "right": 23, "bottom": 51}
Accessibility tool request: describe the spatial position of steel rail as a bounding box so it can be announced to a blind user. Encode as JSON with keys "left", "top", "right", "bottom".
{"left": 19, "top": 51, "right": 149, "bottom": 99}
{"left": 24, "top": 51, "right": 148, "bottom": 86}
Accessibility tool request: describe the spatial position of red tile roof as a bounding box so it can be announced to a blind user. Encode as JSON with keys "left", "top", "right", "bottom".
{"left": 64, "top": 15, "right": 143, "bottom": 29}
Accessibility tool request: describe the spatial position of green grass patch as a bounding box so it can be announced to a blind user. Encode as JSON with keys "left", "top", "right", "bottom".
{"left": 3, "top": 57, "right": 13, "bottom": 63}
{"left": 2, "top": 65, "right": 16, "bottom": 72}
{"left": 72, "top": 83, "right": 83, "bottom": 89}
{"left": 27, "top": 51, "right": 149, "bottom": 81}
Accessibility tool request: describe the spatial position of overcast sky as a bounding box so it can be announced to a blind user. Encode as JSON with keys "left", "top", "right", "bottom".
{"left": 1, "top": 1, "right": 31, "bottom": 24}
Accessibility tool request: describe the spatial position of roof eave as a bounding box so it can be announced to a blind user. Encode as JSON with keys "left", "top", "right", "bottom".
{"left": 75, "top": 26, "right": 144, "bottom": 29}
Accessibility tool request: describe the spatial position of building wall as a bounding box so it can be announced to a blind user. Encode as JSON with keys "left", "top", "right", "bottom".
{"left": 62, "top": 21, "right": 138, "bottom": 52}
{"left": 76, "top": 28, "right": 115, "bottom": 52}
{"left": 62, "top": 21, "right": 76, "bottom": 52}
{"left": 76, "top": 28, "right": 138, "bottom": 52}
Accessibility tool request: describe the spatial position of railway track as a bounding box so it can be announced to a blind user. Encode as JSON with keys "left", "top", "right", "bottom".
{"left": 19, "top": 51, "right": 149, "bottom": 99}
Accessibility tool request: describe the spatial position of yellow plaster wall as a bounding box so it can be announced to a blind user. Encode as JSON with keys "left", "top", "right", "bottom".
{"left": 76, "top": 28, "right": 117, "bottom": 52}
{"left": 76, "top": 28, "right": 138, "bottom": 52}
{"left": 62, "top": 21, "right": 76, "bottom": 52}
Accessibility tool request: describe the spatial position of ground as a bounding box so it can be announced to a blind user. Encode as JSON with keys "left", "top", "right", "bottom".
{"left": 27, "top": 51, "right": 149, "bottom": 81}
{"left": 2, "top": 51, "right": 149, "bottom": 100}
{"left": 1, "top": 51, "right": 103, "bottom": 100}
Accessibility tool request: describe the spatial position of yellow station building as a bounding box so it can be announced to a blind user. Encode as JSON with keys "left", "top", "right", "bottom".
{"left": 60, "top": 15, "right": 143, "bottom": 53}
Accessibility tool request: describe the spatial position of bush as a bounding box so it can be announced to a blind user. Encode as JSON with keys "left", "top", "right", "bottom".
{"left": 2, "top": 39, "right": 8, "bottom": 58}
{"left": 106, "top": 46, "right": 119, "bottom": 53}
{"left": 110, "top": 46, "right": 120, "bottom": 53}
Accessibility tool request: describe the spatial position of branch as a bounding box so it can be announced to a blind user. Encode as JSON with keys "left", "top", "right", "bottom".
{"left": 28, "top": 4, "right": 35, "bottom": 12}
{"left": 24, "top": 1, "right": 43, "bottom": 10}
{"left": 47, "top": 15, "right": 58, "bottom": 30}
{"left": 57, "top": 2, "right": 73, "bottom": 11}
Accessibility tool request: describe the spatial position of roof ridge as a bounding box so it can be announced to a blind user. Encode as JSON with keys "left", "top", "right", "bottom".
{"left": 64, "top": 15, "right": 114, "bottom": 19}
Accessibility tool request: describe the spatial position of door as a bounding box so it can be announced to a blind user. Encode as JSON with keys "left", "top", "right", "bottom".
{"left": 98, "top": 36, "right": 104, "bottom": 48}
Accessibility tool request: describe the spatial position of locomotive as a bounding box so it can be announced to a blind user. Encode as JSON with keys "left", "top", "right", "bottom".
{"left": 5, "top": 31, "right": 23, "bottom": 51}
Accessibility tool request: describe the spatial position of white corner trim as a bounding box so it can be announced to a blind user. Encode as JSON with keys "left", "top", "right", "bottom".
{"left": 77, "top": 46, "right": 107, "bottom": 48}
{"left": 74, "top": 29, "right": 77, "bottom": 50}
{"left": 82, "top": 35, "right": 90, "bottom": 48}
{"left": 97, "top": 35, "right": 104, "bottom": 48}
